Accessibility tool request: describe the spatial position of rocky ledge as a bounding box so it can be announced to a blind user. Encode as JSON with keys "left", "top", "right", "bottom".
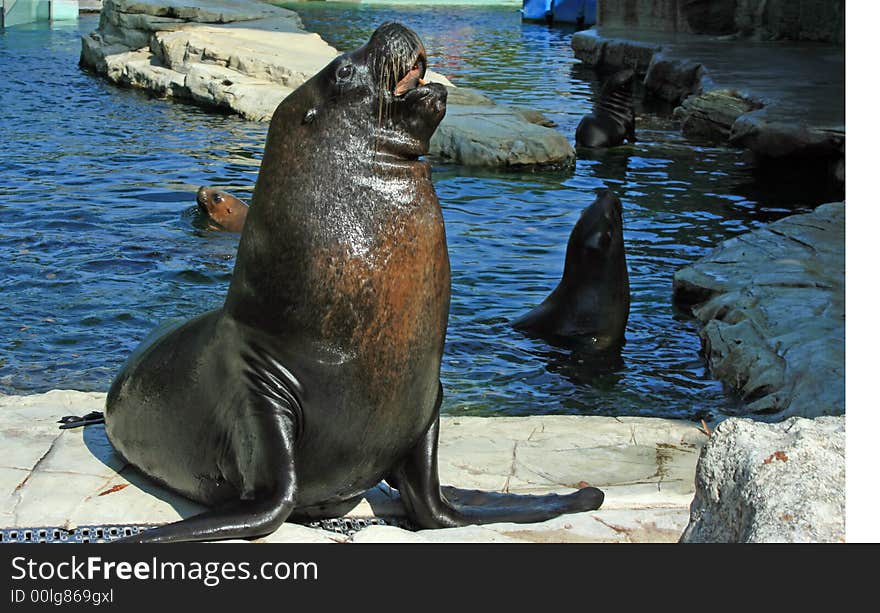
{"left": 2, "top": 390, "right": 706, "bottom": 543}
{"left": 673, "top": 202, "right": 844, "bottom": 420}
{"left": 80, "top": 0, "right": 573, "bottom": 168}
{"left": 570, "top": 29, "right": 844, "bottom": 185}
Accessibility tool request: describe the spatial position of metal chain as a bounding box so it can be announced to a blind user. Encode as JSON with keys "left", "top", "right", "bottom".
{"left": 1, "top": 518, "right": 411, "bottom": 543}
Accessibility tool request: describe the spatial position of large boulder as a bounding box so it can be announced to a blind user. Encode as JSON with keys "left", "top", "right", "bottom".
{"left": 673, "top": 202, "right": 844, "bottom": 420}
{"left": 570, "top": 30, "right": 659, "bottom": 75}
{"left": 643, "top": 52, "right": 708, "bottom": 104}
{"left": 431, "top": 105, "right": 574, "bottom": 168}
{"left": 680, "top": 416, "right": 845, "bottom": 543}
{"left": 674, "top": 89, "right": 763, "bottom": 142}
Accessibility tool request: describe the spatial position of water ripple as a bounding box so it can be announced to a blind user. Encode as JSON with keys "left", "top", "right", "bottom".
{"left": 1, "top": 11, "right": 819, "bottom": 421}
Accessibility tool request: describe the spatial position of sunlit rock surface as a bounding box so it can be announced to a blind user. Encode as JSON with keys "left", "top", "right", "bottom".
{"left": 673, "top": 202, "right": 844, "bottom": 420}
{"left": 681, "top": 415, "right": 845, "bottom": 543}
{"left": 80, "top": 0, "right": 573, "bottom": 167}
{"left": 1, "top": 390, "right": 706, "bottom": 543}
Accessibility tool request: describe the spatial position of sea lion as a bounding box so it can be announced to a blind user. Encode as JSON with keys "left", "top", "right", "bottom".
{"left": 575, "top": 69, "right": 636, "bottom": 149}
{"left": 105, "top": 23, "right": 603, "bottom": 543}
{"left": 196, "top": 186, "right": 249, "bottom": 232}
{"left": 512, "top": 190, "right": 630, "bottom": 351}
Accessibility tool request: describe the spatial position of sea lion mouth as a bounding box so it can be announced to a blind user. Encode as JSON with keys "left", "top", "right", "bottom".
{"left": 368, "top": 22, "right": 431, "bottom": 98}
{"left": 393, "top": 52, "right": 427, "bottom": 97}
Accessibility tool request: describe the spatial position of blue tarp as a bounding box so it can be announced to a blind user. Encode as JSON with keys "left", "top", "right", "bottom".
{"left": 522, "top": 0, "right": 597, "bottom": 25}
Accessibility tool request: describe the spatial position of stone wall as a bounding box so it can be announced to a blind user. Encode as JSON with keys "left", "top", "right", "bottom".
{"left": 597, "top": 0, "right": 844, "bottom": 43}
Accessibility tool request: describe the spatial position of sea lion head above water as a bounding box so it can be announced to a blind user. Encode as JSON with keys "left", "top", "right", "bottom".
{"left": 575, "top": 69, "right": 636, "bottom": 149}
{"left": 513, "top": 190, "right": 630, "bottom": 351}
{"left": 196, "top": 186, "right": 249, "bottom": 232}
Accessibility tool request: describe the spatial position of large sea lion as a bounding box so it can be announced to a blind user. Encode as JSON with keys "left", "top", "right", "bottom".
{"left": 196, "top": 186, "right": 249, "bottom": 232}
{"left": 512, "top": 190, "right": 630, "bottom": 351}
{"left": 105, "top": 23, "right": 603, "bottom": 543}
{"left": 575, "top": 69, "right": 636, "bottom": 149}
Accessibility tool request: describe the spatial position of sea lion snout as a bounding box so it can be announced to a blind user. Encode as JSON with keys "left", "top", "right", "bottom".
{"left": 368, "top": 22, "right": 430, "bottom": 95}
{"left": 196, "top": 185, "right": 210, "bottom": 213}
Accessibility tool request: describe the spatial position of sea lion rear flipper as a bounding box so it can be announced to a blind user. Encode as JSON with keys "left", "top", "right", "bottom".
{"left": 391, "top": 387, "right": 604, "bottom": 529}
{"left": 116, "top": 397, "right": 300, "bottom": 543}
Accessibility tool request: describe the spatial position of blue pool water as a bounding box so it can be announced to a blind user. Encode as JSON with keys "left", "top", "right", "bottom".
{"left": 0, "top": 8, "right": 823, "bottom": 420}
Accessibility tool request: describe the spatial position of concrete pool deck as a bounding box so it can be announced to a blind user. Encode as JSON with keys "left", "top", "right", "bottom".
{"left": 0, "top": 390, "right": 707, "bottom": 543}
{"left": 79, "top": 0, "right": 574, "bottom": 168}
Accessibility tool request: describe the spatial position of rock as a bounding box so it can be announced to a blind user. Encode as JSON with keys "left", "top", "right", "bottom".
{"left": 674, "top": 89, "right": 763, "bottom": 142}
{"left": 0, "top": 391, "right": 706, "bottom": 542}
{"left": 571, "top": 30, "right": 660, "bottom": 75}
{"left": 680, "top": 416, "right": 845, "bottom": 542}
{"left": 673, "top": 202, "right": 844, "bottom": 419}
{"left": 105, "top": 0, "right": 300, "bottom": 28}
{"left": 643, "top": 52, "right": 708, "bottom": 104}
{"left": 514, "top": 108, "right": 557, "bottom": 128}
{"left": 150, "top": 27, "right": 337, "bottom": 88}
{"left": 730, "top": 109, "right": 845, "bottom": 160}
{"left": 430, "top": 105, "right": 574, "bottom": 168}
{"left": 729, "top": 109, "right": 845, "bottom": 188}
{"left": 734, "top": 0, "right": 844, "bottom": 43}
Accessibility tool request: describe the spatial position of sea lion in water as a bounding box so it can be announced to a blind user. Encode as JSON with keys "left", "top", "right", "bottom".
{"left": 196, "top": 186, "right": 249, "bottom": 232}
{"left": 105, "top": 23, "right": 603, "bottom": 543}
{"left": 575, "top": 69, "right": 636, "bottom": 149}
{"left": 512, "top": 190, "right": 630, "bottom": 350}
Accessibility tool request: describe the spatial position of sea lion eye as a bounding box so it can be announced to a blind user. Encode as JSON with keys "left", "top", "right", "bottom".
{"left": 336, "top": 63, "right": 353, "bottom": 80}
{"left": 212, "top": 194, "right": 223, "bottom": 204}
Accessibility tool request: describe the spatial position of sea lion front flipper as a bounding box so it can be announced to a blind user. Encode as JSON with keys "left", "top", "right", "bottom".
{"left": 391, "top": 388, "right": 604, "bottom": 529}
{"left": 117, "top": 396, "right": 300, "bottom": 544}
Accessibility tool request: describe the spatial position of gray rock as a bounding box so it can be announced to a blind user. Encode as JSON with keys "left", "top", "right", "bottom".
{"left": 643, "top": 52, "right": 708, "bottom": 104}
{"left": 103, "top": 0, "right": 301, "bottom": 27}
{"left": 673, "top": 202, "right": 844, "bottom": 419}
{"left": 680, "top": 416, "right": 845, "bottom": 542}
{"left": 571, "top": 30, "right": 660, "bottom": 75}
{"left": 430, "top": 105, "right": 574, "bottom": 168}
{"left": 729, "top": 109, "right": 845, "bottom": 160}
{"left": 734, "top": 0, "right": 844, "bottom": 43}
{"left": 674, "top": 89, "right": 763, "bottom": 142}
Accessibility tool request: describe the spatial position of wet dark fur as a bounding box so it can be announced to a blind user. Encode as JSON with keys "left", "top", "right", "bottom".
{"left": 513, "top": 190, "right": 630, "bottom": 351}
{"left": 575, "top": 70, "right": 636, "bottom": 149}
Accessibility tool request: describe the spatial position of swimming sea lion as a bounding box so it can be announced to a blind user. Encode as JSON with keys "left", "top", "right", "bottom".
{"left": 196, "top": 186, "right": 249, "bottom": 232}
{"left": 512, "top": 190, "right": 630, "bottom": 350}
{"left": 575, "top": 69, "right": 636, "bottom": 149}
{"left": 105, "top": 23, "right": 604, "bottom": 543}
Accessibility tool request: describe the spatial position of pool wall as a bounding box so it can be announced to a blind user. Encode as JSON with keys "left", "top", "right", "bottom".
{"left": 1, "top": 0, "right": 78, "bottom": 28}
{"left": 595, "top": 0, "right": 844, "bottom": 43}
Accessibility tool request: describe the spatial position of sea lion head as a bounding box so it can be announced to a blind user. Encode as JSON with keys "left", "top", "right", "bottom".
{"left": 196, "top": 186, "right": 249, "bottom": 232}
{"left": 601, "top": 68, "right": 635, "bottom": 93}
{"left": 565, "top": 190, "right": 626, "bottom": 280}
{"left": 270, "top": 22, "right": 447, "bottom": 163}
